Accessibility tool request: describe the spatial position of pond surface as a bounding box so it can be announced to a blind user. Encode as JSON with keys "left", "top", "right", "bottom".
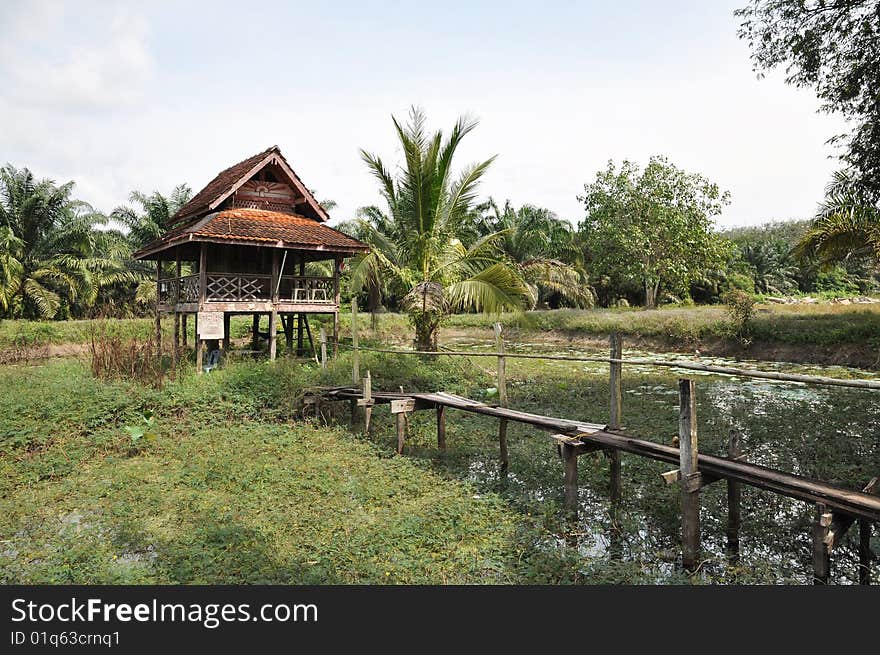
{"left": 427, "top": 339, "right": 880, "bottom": 584}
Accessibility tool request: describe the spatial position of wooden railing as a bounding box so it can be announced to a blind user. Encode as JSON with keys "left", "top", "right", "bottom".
{"left": 160, "top": 273, "right": 336, "bottom": 304}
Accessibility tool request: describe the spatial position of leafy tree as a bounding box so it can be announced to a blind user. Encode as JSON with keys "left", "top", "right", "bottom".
{"left": 0, "top": 165, "right": 131, "bottom": 319}
{"left": 474, "top": 199, "right": 593, "bottom": 308}
{"left": 578, "top": 156, "right": 731, "bottom": 308}
{"left": 351, "top": 107, "right": 530, "bottom": 349}
{"left": 736, "top": 1, "right": 880, "bottom": 192}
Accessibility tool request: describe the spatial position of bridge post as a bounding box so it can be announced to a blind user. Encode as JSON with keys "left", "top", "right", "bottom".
{"left": 679, "top": 378, "right": 700, "bottom": 572}
{"left": 813, "top": 502, "right": 832, "bottom": 584}
{"left": 562, "top": 443, "right": 578, "bottom": 512}
{"left": 494, "top": 323, "right": 509, "bottom": 474}
{"left": 608, "top": 333, "right": 623, "bottom": 518}
{"left": 436, "top": 405, "right": 447, "bottom": 450}
{"left": 859, "top": 520, "right": 872, "bottom": 585}
{"left": 727, "top": 429, "right": 742, "bottom": 563}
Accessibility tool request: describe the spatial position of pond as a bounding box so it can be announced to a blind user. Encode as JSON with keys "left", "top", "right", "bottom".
{"left": 416, "top": 340, "right": 880, "bottom": 584}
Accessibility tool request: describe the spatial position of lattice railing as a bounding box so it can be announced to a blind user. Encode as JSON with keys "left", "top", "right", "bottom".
{"left": 206, "top": 274, "right": 271, "bottom": 302}
{"left": 158, "top": 275, "right": 199, "bottom": 304}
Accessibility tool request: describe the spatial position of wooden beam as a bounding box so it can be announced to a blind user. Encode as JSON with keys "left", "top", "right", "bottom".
{"left": 222, "top": 312, "right": 230, "bottom": 353}
{"left": 679, "top": 378, "right": 700, "bottom": 572}
{"left": 252, "top": 314, "right": 260, "bottom": 350}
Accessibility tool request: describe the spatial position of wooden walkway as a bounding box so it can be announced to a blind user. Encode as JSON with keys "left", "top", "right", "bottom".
{"left": 315, "top": 382, "right": 879, "bottom": 584}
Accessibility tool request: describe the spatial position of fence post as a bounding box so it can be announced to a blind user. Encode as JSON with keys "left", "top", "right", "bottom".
{"left": 727, "top": 429, "right": 742, "bottom": 562}
{"left": 813, "top": 503, "right": 832, "bottom": 584}
{"left": 679, "top": 378, "right": 700, "bottom": 572}
{"left": 352, "top": 299, "right": 360, "bottom": 383}
{"left": 608, "top": 333, "right": 623, "bottom": 517}
{"left": 319, "top": 327, "right": 327, "bottom": 370}
{"left": 436, "top": 405, "right": 447, "bottom": 450}
{"left": 362, "top": 370, "right": 373, "bottom": 436}
{"left": 563, "top": 443, "right": 578, "bottom": 511}
{"left": 494, "top": 323, "right": 509, "bottom": 473}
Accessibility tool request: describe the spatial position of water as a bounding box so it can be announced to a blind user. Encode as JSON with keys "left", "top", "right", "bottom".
{"left": 435, "top": 339, "right": 880, "bottom": 584}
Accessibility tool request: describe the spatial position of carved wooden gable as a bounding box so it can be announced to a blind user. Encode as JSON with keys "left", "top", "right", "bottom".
{"left": 232, "top": 167, "right": 303, "bottom": 214}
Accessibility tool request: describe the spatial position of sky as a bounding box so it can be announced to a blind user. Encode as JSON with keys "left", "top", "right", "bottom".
{"left": 0, "top": 0, "right": 850, "bottom": 229}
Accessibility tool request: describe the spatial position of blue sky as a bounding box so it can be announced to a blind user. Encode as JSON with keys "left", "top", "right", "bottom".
{"left": 0, "top": 0, "right": 847, "bottom": 227}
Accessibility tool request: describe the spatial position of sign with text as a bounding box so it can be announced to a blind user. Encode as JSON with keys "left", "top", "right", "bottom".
{"left": 197, "top": 311, "right": 224, "bottom": 339}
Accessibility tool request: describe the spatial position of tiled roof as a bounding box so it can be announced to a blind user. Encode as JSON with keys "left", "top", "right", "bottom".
{"left": 133, "top": 208, "right": 368, "bottom": 258}
{"left": 172, "top": 146, "right": 278, "bottom": 223}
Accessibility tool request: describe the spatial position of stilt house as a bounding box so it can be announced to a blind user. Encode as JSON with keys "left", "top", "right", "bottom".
{"left": 133, "top": 145, "right": 369, "bottom": 371}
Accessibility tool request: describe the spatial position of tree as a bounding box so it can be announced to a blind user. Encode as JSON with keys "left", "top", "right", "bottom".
{"left": 351, "top": 107, "right": 530, "bottom": 350}
{"left": 578, "top": 157, "right": 731, "bottom": 308}
{"left": 474, "top": 199, "right": 593, "bottom": 308}
{"left": 736, "top": 1, "right": 880, "bottom": 192}
{"left": 795, "top": 168, "right": 880, "bottom": 263}
{"left": 0, "top": 165, "right": 131, "bottom": 319}
{"left": 110, "top": 185, "right": 193, "bottom": 308}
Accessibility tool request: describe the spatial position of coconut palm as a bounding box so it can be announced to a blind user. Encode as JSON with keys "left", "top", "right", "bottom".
{"left": 0, "top": 165, "right": 132, "bottom": 319}
{"left": 351, "top": 107, "right": 530, "bottom": 350}
{"left": 795, "top": 169, "right": 880, "bottom": 264}
{"left": 475, "top": 199, "right": 593, "bottom": 308}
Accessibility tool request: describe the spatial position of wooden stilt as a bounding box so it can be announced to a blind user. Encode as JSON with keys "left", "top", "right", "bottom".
{"left": 284, "top": 314, "right": 293, "bottom": 352}
{"left": 436, "top": 405, "right": 447, "bottom": 450}
{"left": 679, "top": 378, "right": 700, "bottom": 572}
{"left": 269, "top": 310, "right": 278, "bottom": 361}
{"left": 563, "top": 443, "right": 578, "bottom": 511}
{"left": 196, "top": 337, "right": 204, "bottom": 375}
{"left": 859, "top": 520, "right": 872, "bottom": 585}
{"left": 319, "top": 327, "right": 327, "bottom": 370}
{"left": 172, "top": 312, "right": 179, "bottom": 366}
{"left": 172, "top": 253, "right": 181, "bottom": 366}
{"left": 727, "top": 429, "right": 742, "bottom": 563}
{"left": 252, "top": 314, "right": 260, "bottom": 350}
{"left": 813, "top": 502, "right": 832, "bottom": 584}
{"left": 222, "top": 313, "right": 230, "bottom": 353}
{"left": 333, "top": 257, "right": 341, "bottom": 358}
{"left": 154, "top": 259, "right": 162, "bottom": 358}
{"left": 297, "top": 313, "right": 305, "bottom": 355}
{"left": 182, "top": 313, "right": 188, "bottom": 348}
{"left": 196, "top": 244, "right": 206, "bottom": 375}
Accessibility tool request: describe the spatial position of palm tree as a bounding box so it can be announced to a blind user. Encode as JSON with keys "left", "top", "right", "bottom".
{"left": 738, "top": 240, "right": 798, "bottom": 294}
{"left": 475, "top": 199, "right": 593, "bottom": 308}
{"left": 351, "top": 107, "right": 530, "bottom": 350}
{"left": 795, "top": 169, "right": 880, "bottom": 264}
{"left": 110, "top": 185, "right": 193, "bottom": 307}
{"left": 0, "top": 165, "right": 131, "bottom": 319}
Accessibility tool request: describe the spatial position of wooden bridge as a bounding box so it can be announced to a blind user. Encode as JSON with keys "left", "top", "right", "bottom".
{"left": 307, "top": 317, "right": 879, "bottom": 584}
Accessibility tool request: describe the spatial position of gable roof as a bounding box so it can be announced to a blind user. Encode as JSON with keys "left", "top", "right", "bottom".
{"left": 171, "top": 145, "right": 330, "bottom": 224}
{"left": 132, "top": 207, "right": 368, "bottom": 260}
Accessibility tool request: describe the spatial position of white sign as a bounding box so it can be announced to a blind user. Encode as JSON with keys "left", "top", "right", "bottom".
{"left": 197, "top": 311, "right": 224, "bottom": 339}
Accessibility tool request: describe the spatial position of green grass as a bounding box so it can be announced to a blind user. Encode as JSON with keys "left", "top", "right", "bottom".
{"left": 3, "top": 302, "right": 879, "bottom": 357}
{"left": 0, "top": 357, "right": 533, "bottom": 584}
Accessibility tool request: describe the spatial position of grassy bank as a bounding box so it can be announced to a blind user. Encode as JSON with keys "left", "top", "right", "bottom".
{"left": 0, "top": 357, "right": 534, "bottom": 584}
{"left": 3, "top": 303, "right": 879, "bottom": 356}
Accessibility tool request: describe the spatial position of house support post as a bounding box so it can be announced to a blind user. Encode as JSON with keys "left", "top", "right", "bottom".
{"left": 196, "top": 244, "right": 206, "bottom": 375}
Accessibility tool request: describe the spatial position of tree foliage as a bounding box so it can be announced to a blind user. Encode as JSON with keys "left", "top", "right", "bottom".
{"left": 736, "top": 0, "right": 880, "bottom": 192}
{"left": 351, "top": 107, "right": 531, "bottom": 349}
{"left": 578, "top": 156, "right": 731, "bottom": 308}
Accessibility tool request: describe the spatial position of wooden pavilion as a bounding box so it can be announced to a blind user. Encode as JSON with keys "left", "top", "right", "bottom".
{"left": 133, "top": 145, "right": 369, "bottom": 372}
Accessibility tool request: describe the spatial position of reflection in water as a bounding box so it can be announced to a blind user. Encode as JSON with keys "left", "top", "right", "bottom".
{"left": 452, "top": 343, "right": 880, "bottom": 584}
